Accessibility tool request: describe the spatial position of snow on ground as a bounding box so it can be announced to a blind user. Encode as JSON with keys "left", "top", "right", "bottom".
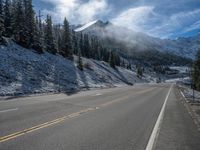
{"left": 169, "top": 66, "right": 190, "bottom": 73}
{"left": 165, "top": 77, "right": 190, "bottom": 83}
{"left": 183, "top": 87, "right": 200, "bottom": 102}
{"left": 179, "top": 83, "right": 200, "bottom": 102}
{"left": 0, "top": 41, "right": 148, "bottom": 96}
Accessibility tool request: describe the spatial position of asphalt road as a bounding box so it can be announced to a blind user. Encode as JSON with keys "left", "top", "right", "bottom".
{"left": 0, "top": 84, "right": 199, "bottom": 150}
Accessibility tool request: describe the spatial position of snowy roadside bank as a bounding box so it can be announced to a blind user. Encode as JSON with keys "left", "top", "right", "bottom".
{"left": 178, "top": 84, "right": 200, "bottom": 103}
{"left": 0, "top": 41, "right": 148, "bottom": 97}
{"left": 177, "top": 85, "right": 200, "bottom": 131}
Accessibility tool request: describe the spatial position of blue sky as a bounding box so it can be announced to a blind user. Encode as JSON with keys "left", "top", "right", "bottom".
{"left": 33, "top": 0, "right": 200, "bottom": 39}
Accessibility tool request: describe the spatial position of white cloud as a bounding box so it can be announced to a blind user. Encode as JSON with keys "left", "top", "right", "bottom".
{"left": 111, "top": 6, "right": 156, "bottom": 32}
{"left": 41, "top": 0, "right": 110, "bottom": 24}
{"left": 148, "top": 9, "right": 200, "bottom": 38}
{"left": 40, "top": 0, "right": 200, "bottom": 38}
{"left": 111, "top": 6, "right": 200, "bottom": 38}
{"left": 183, "top": 20, "right": 200, "bottom": 33}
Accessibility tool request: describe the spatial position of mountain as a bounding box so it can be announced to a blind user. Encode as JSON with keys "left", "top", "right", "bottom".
{"left": 161, "top": 34, "right": 200, "bottom": 59}
{"left": 75, "top": 20, "right": 200, "bottom": 59}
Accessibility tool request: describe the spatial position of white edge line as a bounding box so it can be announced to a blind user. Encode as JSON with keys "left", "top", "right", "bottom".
{"left": 180, "top": 91, "right": 186, "bottom": 99}
{"left": 145, "top": 84, "right": 173, "bottom": 150}
{"left": 0, "top": 108, "right": 19, "bottom": 113}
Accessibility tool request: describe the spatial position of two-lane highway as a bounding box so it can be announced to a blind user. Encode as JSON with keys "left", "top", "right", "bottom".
{"left": 0, "top": 84, "right": 199, "bottom": 150}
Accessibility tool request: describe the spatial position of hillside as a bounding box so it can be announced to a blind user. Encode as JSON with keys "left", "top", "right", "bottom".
{"left": 75, "top": 20, "right": 200, "bottom": 59}
{"left": 0, "top": 41, "right": 148, "bottom": 96}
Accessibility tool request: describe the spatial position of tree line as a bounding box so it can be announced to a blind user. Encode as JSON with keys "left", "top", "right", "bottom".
{"left": 0, "top": 0, "right": 124, "bottom": 69}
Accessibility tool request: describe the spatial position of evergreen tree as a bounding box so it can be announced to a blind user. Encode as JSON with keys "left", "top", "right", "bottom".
{"left": 109, "top": 51, "right": 116, "bottom": 68}
{"left": 32, "top": 16, "right": 43, "bottom": 53}
{"left": 192, "top": 50, "right": 200, "bottom": 91}
{"left": 91, "top": 37, "right": 101, "bottom": 60}
{"left": 127, "top": 62, "right": 132, "bottom": 70}
{"left": 12, "top": 0, "right": 26, "bottom": 46}
{"left": 83, "top": 34, "right": 90, "bottom": 58}
{"left": 95, "top": 38, "right": 101, "bottom": 60}
{"left": 137, "top": 66, "right": 143, "bottom": 78}
{"left": 61, "top": 17, "right": 73, "bottom": 59}
{"left": 53, "top": 24, "right": 61, "bottom": 53}
{"left": 79, "top": 32, "right": 84, "bottom": 56}
{"left": 0, "top": 0, "right": 4, "bottom": 42}
{"left": 44, "top": 15, "right": 56, "bottom": 54}
{"left": 11, "top": 0, "right": 18, "bottom": 33}
{"left": 115, "top": 54, "right": 120, "bottom": 66}
{"left": 38, "top": 10, "right": 44, "bottom": 49}
{"left": 72, "top": 30, "right": 78, "bottom": 55}
{"left": 23, "top": 0, "right": 35, "bottom": 47}
{"left": 102, "top": 47, "right": 109, "bottom": 63}
{"left": 121, "top": 59, "right": 125, "bottom": 68}
{"left": 78, "top": 52, "right": 83, "bottom": 71}
{"left": 57, "top": 33, "right": 62, "bottom": 54}
{"left": 90, "top": 36, "right": 96, "bottom": 58}
{"left": 3, "top": 0, "right": 12, "bottom": 37}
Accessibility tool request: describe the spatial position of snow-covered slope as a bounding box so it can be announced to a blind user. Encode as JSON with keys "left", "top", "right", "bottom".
{"left": 0, "top": 41, "right": 148, "bottom": 96}
{"left": 75, "top": 20, "right": 200, "bottom": 59}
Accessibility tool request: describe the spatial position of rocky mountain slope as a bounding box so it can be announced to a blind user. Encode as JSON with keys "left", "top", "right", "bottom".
{"left": 75, "top": 20, "right": 200, "bottom": 59}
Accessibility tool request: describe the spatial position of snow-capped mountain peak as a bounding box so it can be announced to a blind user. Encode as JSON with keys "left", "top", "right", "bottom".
{"left": 75, "top": 20, "right": 99, "bottom": 32}
{"left": 75, "top": 20, "right": 111, "bottom": 32}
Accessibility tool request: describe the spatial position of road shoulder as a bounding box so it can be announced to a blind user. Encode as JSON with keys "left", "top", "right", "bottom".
{"left": 155, "top": 86, "right": 200, "bottom": 150}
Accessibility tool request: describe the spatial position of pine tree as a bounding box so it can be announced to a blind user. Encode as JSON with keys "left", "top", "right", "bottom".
{"left": 11, "top": 0, "right": 17, "bottom": 32}
{"left": 127, "top": 62, "right": 132, "bottom": 70}
{"left": 90, "top": 36, "right": 95, "bottom": 58}
{"left": 192, "top": 50, "right": 200, "bottom": 91}
{"left": 109, "top": 51, "right": 116, "bottom": 68}
{"left": 0, "top": 0, "right": 4, "bottom": 42}
{"left": 91, "top": 37, "right": 100, "bottom": 60}
{"left": 38, "top": 10, "right": 44, "bottom": 48}
{"left": 72, "top": 30, "right": 78, "bottom": 55}
{"left": 137, "top": 66, "right": 143, "bottom": 78}
{"left": 3, "top": 0, "right": 12, "bottom": 37}
{"left": 57, "top": 33, "right": 62, "bottom": 54}
{"left": 95, "top": 38, "right": 101, "bottom": 60}
{"left": 79, "top": 32, "right": 84, "bottom": 56}
{"left": 83, "top": 34, "right": 90, "bottom": 58}
{"left": 53, "top": 24, "right": 61, "bottom": 53}
{"left": 78, "top": 52, "right": 83, "bottom": 71}
{"left": 44, "top": 15, "right": 56, "bottom": 54}
{"left": 23, "top": 0, "right": 35, "bottom": 48}
{"left": 61, "top": 17, "right": 73, "bottom": 59}
{"left": 121, "top": 59, "right": 125, "bottom": 68}
{"left": 101, "top": 47, "right": 109, "bottom": 63}
{"left": 12, "top": 0, "right": 26, "bottom": 46}
{"left": 115, "top": 54, "right": 120, "bottom": 66}
{"left": 32, "top": 16, "right": 43, "bottom": 53}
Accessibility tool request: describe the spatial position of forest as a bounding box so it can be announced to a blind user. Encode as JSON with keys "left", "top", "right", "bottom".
{"left": 0, "top": 0, "right": 121, "bottom": 70}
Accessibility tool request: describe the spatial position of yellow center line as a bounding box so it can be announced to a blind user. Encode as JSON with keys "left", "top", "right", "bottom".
{"left": 0, "top": 87, "right": 156, "bottom": 143}
{"left": 0, "top": 107, "right": 96, "bottom": 143}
